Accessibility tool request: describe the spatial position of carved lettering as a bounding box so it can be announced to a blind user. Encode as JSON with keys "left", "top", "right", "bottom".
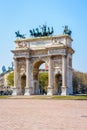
{"left": 49, "top": 49, "right": 66, "bottom": 55}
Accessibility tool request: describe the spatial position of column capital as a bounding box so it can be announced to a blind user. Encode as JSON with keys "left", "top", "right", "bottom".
{"left": 48, "top": 55, "right": 52, "bottom": 59}
{"left": 13, "top": 57, "right": 17, "bottom": 60}
{"left": 26, "top": 57, "right": 31, "bottom": 60}
{"left": 62, "top": 55, "right": 67, "bottom": 58}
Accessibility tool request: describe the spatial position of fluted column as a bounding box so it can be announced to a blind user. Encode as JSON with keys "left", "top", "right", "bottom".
{"left": 12, "top": 58, "right": 18, "bottom": 95}
{"left": 47, "top": 57, "right": 53, "bottom": 95}
{"left": 24, "top": 58, "right": 31, "bottom": 95}
{"left": 61, "top": 55, "right": 67, "bottom": 95}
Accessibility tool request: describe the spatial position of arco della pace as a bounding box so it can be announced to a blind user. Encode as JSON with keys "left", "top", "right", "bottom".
{"left": 12, "top": 34, "right": 74, "bottom": 96}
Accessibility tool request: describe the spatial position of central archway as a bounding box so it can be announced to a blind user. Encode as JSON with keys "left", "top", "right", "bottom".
{"left": 33, "top": 60, "right": 48, "bottom": 95}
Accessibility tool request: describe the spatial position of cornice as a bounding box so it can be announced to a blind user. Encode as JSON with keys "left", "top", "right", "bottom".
{"left": 15, "top": 34, "right": 73, "bottom": 43}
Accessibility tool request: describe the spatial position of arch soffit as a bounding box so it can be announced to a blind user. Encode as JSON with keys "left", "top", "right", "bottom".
{"left": 32, "top": 57, "right": 49, "bottom": 69}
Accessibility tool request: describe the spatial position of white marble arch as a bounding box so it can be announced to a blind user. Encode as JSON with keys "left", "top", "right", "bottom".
{"left": 12, "top": 35, "right": 74, "bottom": 96}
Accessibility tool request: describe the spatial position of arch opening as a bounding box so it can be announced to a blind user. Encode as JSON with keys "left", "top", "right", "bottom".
{"left": 54, "top": 73, "right": 62, "bottom": 95}
{"left": 33, "top": 60, "right": 48, "bottom": 95}
{"left": 21, "top": 74, "right": 26, "bottom": 95}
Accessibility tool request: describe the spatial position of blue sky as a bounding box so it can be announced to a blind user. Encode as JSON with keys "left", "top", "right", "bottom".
{"left": 0, "top": 0, "right": 87, "bottom": 73}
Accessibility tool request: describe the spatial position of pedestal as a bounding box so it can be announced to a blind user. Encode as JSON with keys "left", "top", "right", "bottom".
{"left": 24, "top": 87, "right": 31, "bottom": 96}
{"left": 47, "top": 86, "right": 53, "bottom": 96}
{"left": 61, "top": 86, "right": 68, "bottom": 96}
{"left": 12, "top": 87, "right": 17, "bottom": 96}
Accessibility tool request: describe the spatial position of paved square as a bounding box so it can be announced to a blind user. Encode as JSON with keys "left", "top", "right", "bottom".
{"left": 0, "top": 99, "right": 87, "bottom": 130}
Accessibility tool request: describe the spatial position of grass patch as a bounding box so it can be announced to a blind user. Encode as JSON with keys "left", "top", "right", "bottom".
{"left": 0, "top": 96, "right": 11, "bottom": 99}
{"left": 0, "top": 95, "right": 87, "bottom": 100}
{"left": 51, "top": 95, "right": 87, "bottom": 100}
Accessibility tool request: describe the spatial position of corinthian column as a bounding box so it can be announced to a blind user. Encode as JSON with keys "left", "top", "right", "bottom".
{"left": 12, "top": 58, "right": 18, "bottom": 95}
{"left": 47, "top": 57, "right": 53, "bottom": 95}
{"left": 24, "top": 58, "right": 31, "bottom": 95}
{"left": 61, "top": 55, "right": 67, "bottom": 95}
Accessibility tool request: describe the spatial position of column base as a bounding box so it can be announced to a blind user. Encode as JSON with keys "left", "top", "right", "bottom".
{"left": 24, "top": 87, "right": 31, "bottom": 96}
{"left": 47, "top": 86, "right": 53, "bottom": 96}
{"left": 61, "top": 86, "right": 68, "bottom": 96}
{"left": 17, "top": 88, "right": 22, "bottom": 95}
{"left": 12, "top": 87, "right": 22, "bottom": 95}
{"left": 12, "top": 87, "right": 17, "bottom": 96}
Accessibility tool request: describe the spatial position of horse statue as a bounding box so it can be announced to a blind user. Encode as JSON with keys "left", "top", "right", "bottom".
{"left": 63, "top": 26, "right": 72, "bottom": 36}
{"left": 15, "top": 31, "right": 26, "bottom": 39}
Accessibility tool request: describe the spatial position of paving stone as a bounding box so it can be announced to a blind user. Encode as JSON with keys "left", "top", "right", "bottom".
{"left": 0, "top": 99, "right": 87, "bottom": 130}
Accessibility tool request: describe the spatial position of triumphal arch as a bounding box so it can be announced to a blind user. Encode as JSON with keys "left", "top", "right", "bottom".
{"left": 12, "top": 30, "right": 74, "bottom": 96}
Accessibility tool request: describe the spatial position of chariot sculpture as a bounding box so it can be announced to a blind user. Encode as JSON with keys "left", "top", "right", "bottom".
{"left": 29, "top": 24, "right": 54, "bottom": 37}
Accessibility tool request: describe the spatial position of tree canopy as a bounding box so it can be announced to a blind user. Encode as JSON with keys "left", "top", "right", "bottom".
{"left": 7, "top": 72, "right": 14, "bottom": 87}
{"left": 73, "top": 71, "right": 87, "bottom": 94}
{"left": 39, "top": 72, "right": 48, "bottom": 94}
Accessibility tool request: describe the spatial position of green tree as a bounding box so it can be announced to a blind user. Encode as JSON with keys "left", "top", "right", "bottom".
{"left": 7, "top": 72, "right": 14, "bottom": 87}
{"left": 39, "top": 72, "right": 48, "bottom": 93}
{"left": 73, "top": 71, "right": 87, "bottom": 94}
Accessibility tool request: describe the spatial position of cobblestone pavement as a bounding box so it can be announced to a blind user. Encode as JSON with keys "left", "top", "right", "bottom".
{"left": 0, "top": 99, "right": 87, "bottom": 130}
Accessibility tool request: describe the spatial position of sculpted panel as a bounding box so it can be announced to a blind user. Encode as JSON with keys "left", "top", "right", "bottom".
{"left": 53, "top": 58, "right": 62, "bottom": 67}
{"left": 15, "top": 52, "right": 29, "bottom": 58}
{"left": 18, "top": 59, "right": 26, "bottom": 75}
{"left": 52, "top": 37, "right": 64, "bottom": 45}
{"left": 16, "top": 42, "right": 28, "bottom": 49}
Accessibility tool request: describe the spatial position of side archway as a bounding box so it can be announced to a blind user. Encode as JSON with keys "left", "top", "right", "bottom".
{"left": 54, "top": 73, "right": 62, "bottom": 95}
{"left": 21, "top": 74, "right": 26, "bottom": 95}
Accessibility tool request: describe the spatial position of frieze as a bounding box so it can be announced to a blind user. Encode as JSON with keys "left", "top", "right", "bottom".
{"left": 30, "top": 50, "right": 48, "bottom": 56}
{"left": 49, "top": 49, "right": 66, "bottom": 55}
{"left": 30, "top": 40, "right": 51, "bottom": 46}
{"left": 14, "top": 52, "right": 29, "bottom": 58}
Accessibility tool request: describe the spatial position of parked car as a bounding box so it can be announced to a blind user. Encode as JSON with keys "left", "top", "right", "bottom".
{"left": 0, "top": 87, "right": 13, "bottom": 95}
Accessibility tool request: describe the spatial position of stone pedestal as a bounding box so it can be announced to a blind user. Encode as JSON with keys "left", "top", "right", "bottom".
{"left": 12, "top": 87, "right": 17, "bottom": 96}
{"left": 47, "top": 86, "right": 53, "bottom": 96}
{"left": 61, "top": 87, "right": 68, "bottom": 96}
{"left": 12, "top": 87, "right": 22, "bottom": 95}
{"left": 24, "top": 87, "right": 31, "bottom": 96}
